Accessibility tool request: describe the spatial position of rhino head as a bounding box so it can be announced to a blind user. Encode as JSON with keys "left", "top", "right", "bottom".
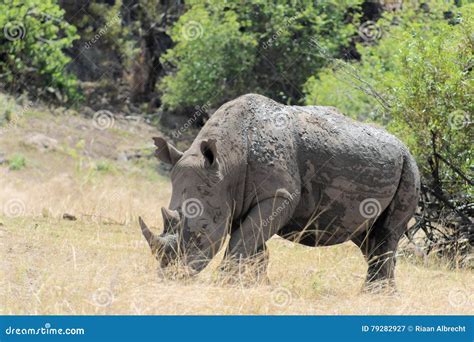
{"left": 140, "top": 137, "right": 231, "bottom": 273}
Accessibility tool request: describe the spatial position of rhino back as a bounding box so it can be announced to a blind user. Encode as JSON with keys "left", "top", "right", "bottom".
{"left": 290, "top": 105, "right": 407, "bottom": 243}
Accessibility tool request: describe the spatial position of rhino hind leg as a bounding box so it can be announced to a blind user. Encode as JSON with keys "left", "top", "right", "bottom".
{"left": 354, "top": 215, "right": 401, "bottom": 292}
{"left": 354, "top": 155, "right": 420, "bottom": 291}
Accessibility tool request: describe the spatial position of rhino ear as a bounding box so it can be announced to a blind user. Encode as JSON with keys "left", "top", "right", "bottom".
{"left": 200, "top": 139, "right": 218, "bottom": 167}
{"left": 153, "top": 137, "right": 183, "bottom": 165}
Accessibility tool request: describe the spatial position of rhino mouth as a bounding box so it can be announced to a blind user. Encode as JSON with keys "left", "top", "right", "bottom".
{"left": 139, "top": 214, "right": 223, "bottom": 272}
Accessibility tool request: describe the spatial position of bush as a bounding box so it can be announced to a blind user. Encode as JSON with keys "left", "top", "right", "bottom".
{"left": 304, "top": 2, "right": 473, "bottom": 263}
{"left": 0, "top": 0, "right": 80, "bottom": 102}
{"left": 160, "top": 0, "right": 362, "bottom": 110}
{"left": 159, "top": 3, "right": 257, "bottom": 110}
{"left": 9, "top": 154, "right": 26, "bottom": 170}
{"left": 305, "top": 1, "right": 472, "bottom": 184}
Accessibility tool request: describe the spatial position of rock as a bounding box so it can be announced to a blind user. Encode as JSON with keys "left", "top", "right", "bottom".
{"left": 82, "top": 106, "right": 95, "bottom": 117}
{"left": 116, "top": 152, "right": 128, "bottom": 162}
{"left": 116, "top": 148, "right": 149, "bottom": 161}
{"left": 24, "top": 133, "right": 58, "bottom": 151}
{"left": 62, "top": 213, "right": 77, "bottom": 221}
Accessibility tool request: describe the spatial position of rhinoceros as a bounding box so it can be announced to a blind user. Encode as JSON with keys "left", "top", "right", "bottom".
{"left": 139, "top": 94, "right": 420, "bottom": 288}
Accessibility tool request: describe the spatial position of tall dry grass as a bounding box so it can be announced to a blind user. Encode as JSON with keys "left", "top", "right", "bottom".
{"left": 1, "top": 210, "right": 473, "bottom": 315}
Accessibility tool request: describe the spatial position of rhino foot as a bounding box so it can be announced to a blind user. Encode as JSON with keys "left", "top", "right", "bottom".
{"left": 362, "top": 279, "right": 397, "bottom": 295}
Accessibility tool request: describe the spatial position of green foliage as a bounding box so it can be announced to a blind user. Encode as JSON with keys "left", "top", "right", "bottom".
{"left": 95, "top": 160, "right": 114, "bottom": 173}
{"left": 160, "top": 3, "right": 257, "bottom": 109}
{"left": 160, "top": 0, "right": 362, "bottom": 109}
{"left": 78, "top": 0, "right": 133, "bottom": 62}
{"left": 0, "top": 0, "right": 80, "bottom": 101}
{"left": 304, "top": 67, "right": 381, "bottom": 123}
{"left": 304, "top": 2, "right": 473, "bottom": 193}
{"left": 383, "top": 4, "right": 473, "bottom": 185}
{"left": 9, "top": 154, "right": 26, "bottom": 170}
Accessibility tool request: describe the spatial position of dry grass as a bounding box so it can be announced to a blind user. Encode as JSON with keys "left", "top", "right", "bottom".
{"left": 0, "top": 94, "right": 472, "bottom": 315}
{"left": 1, "top": 216, "right": 473, "bottom": 315}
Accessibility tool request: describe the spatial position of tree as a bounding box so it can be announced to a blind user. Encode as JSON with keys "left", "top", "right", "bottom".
{"left": 159, "top": 0, "right": 362, "bottom": 111}
{"left": 0, "top": 0, "right": 79, "bottom": 102}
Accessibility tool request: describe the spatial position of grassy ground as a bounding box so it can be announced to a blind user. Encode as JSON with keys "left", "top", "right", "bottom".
{"left": 1, "top": 94, "right": 472, "bottom": 315}
{"left": 2, "top": 216, "right": 473, "bottom": 315}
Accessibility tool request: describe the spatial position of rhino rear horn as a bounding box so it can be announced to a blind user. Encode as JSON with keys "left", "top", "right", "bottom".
{"left": 161, "top": 207, "right": 180, "bottom": 233}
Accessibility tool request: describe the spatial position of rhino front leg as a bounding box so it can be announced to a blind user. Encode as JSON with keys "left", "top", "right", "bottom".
{"left": 219, "top": 189, "right": 298, "bottom": 284}
{"left": 218, "top": 243, "right": 270, "bottom": 285}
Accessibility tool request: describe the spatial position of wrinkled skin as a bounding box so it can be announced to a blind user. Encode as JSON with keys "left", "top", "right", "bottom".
{"left": 140, "top": 94, "right": 420, "bottom": 287}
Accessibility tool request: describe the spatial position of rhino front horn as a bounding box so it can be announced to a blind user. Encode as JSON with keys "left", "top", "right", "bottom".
{"left": 138, "top": 216, "right": 163, "bottom": 253}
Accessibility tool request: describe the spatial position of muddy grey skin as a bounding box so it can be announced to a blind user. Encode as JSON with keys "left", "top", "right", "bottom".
{"left": 139, "top": 94, "right": 420, "bottom": 288}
